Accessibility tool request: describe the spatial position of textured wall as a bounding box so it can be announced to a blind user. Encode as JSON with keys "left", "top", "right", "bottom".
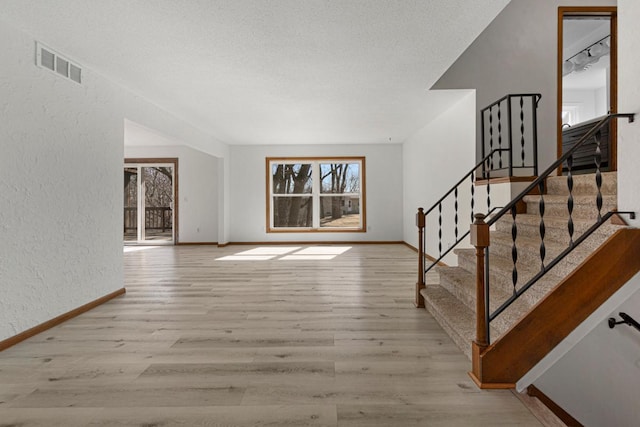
{"left": 0, "top": 19, "right": 231, "bottom": 341}
{"left": 228, "top": 143, "right": 403, "bottom": 242}
{"left": 402, "top": 90, "right": 475, "bottom": 263}
{"left": 618, "top": 0, "right": 640, "bottom": 228}
{"left": 0, "top": 21, "right": 123, "bottom": 340}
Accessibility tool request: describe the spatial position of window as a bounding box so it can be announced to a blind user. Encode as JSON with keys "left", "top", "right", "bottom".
{"left": 266, "top": 157, "right": 366, "bottom": 232}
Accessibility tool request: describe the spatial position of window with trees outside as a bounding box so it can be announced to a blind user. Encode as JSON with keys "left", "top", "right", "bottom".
{"left": 267, "top": 157, "right": 365, "bottom": 232}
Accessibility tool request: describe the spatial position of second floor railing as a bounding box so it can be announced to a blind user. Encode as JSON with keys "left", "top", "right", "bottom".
{"left": 481, "top": 93, "right": 542, "bottom": 178}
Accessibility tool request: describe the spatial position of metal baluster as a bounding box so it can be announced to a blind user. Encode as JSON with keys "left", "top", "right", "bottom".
{"left": 470, "top": 171, "right": 475, "bottom": 223}
{"left": 567, "top": 155, "right": 575, "bottom": 247}
{"left": 487, "top": 157, "right": 491, "bottom": 212}
{"left": 498, "top": 103, "right": 503, "bottom": 169}
{"left": 511, "top": 205, "right": 518, "bottom": 294}
{"left": 520, "top": 96, "right": 525, "bottom": 167}
{"left": 454, "top": 187, "right": 459, "bottom": 241}
{"left": 538, "top": 180, "right": 546, "bottom": 271}
{"left": 488, "top": 108, "right": 494, "bottom": 179}
{"left": 486, "top": 156, "right": 493, "bottom": 214}
{"left": 594, "top": 130, "right": 603, "bottom": 221}
{"left": 438, "top": 202, "right": 443, "bottom": 257}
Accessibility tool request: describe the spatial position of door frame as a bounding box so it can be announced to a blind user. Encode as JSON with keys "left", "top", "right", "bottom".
{"left": 557, "top": 6, "right": 618, "bottom": 175}
{"left": 124, "top": 157, "right": 179, "bottom": 244}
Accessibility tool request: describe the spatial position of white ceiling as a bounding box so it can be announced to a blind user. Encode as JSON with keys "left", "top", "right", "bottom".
{"left": 0, "top": 0, "right": 510, "bottom": 146}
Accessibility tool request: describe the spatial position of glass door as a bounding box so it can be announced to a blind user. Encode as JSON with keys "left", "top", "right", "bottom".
{"left": 123, "top": 167, "right": 138, "bottom": 242}
{"left": 124, "top": 163, "right": 175, "bottom": 244}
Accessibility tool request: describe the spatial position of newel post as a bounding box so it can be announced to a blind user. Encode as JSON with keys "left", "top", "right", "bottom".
{"left": 415, "top": 207, "right": 426, "bottom": 308}
{"left": 470, "top": 213, "right": 490, "bottom": 382}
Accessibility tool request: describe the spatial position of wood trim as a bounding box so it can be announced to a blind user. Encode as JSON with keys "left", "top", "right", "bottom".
{"left": 468, "top": 371, "right": 514, "bottom": 390}
{"left": 556, "top": 7, "right": 564, "bottom": 176}
{"left": 474, "top": 176, "right": 537, "bottom": 186}
{"left": 124, "top": 157, "right": 179, "bottom": 243}
{"left": 0, "top": 288, "right": 126, "bottom": 352}
{"left": 527, "top": 385, "right": 584, "bottom": 427}
{"left": 402, "top": 242, "right": 449, "bottom": 266}
{"left": 475, "top": 228, "right": 640, "bottom": 385}
{"left": 609, "top": 10, "right": 618, "bottom": 171}
{"left": 267, "top": 228, "right": 367, "bottom": 234}
{"left": 557, "top": 7, "right": 618, "bottom": 175}
{"left": 265, "top": 157, "right": 366, "bottom": 233}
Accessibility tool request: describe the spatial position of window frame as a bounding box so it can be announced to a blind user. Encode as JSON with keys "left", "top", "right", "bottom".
{"left": 266, "top": 156, "right": 366, "bottom": 233}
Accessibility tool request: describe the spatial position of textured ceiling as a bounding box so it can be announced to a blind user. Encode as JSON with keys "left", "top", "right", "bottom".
{"left": 0, "top": 0, "right": 510, "bottom": 146}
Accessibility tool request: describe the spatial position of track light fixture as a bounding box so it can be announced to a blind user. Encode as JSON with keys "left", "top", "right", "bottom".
{"left": 562, "top": 35, "right": 610, "bottom": 76}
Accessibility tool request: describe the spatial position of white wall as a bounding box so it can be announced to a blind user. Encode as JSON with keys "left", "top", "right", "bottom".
{"left": 531, "top": 277, "right": 640, "bottom": 426}
{"left": 402, "top": 90, "right": 476, "bottom": 264}
{"left": 618, "top": 0, "right": 640, "bottom": 228}
{"left": 229, "top": 144, "right": 403, "bottom": 242}
{"left": 562, "top": 89, "right": 597, "bottom": 125}
{"left": 0, "top": 21, "right": 123, "bottom": 340}
{"left": 124, "top": 145, "right": 219, "bottom": 243}
{"left": 433, "top": 0, "right": 616, "bottom": 173}
{"left": 0, "top": 20, "right": 230, "bottom": 341}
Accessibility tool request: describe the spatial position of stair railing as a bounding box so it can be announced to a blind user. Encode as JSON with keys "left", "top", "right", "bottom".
{"left": 471, "top": 113, "right": 636, "bottom": 351}
{"left": 481, "top": 94, "right": 542, "bottom": 178}
{"left": 415, "top": 93, "right": 542, "bottom": 308}
{"left": 415, "top": 150, "right": 502, "bottom": 307}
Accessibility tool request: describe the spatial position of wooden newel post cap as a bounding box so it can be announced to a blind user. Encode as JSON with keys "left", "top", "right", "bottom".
{"left": 416, "top": 207, "right": 425, "bottom": 227}
{"left": 470, "top": 213, "right": 489, "bottom": 247}
{"left": 473, "top": 213, "right": 486, "bottom": 224}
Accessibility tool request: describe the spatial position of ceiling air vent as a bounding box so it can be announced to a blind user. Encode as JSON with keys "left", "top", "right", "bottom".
{"left": 36, "top": 42, "right": 82, "bottom": 84}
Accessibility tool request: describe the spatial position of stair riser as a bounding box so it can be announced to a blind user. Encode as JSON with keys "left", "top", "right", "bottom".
{"left": 456, "top": 250, "right": 564, "bottom": 305}
{"left": 421, "top": 292, "right": 472, "bottom": 360}
{"left": 523, "top": 200, "right": 616, "bottom": 220}
{"left": 494, "top": 219, "right": 617, "bottom": 247}
{"left": 438, "top": 272, "right": 529, "bottom": 336}
{"left": 545, "top": 173, "right": 617, "bottom": 196}
{"left": 489, "top": 235, "right": 608, "bottom": 274}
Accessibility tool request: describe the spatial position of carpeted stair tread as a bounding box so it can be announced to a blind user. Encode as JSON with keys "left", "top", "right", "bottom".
{"left": 545, "top": 171, "right": 617, "bottom": 196}
{"left": 488, "top": 229, "right": 609, "bottom": 275}
{"left": 420, "top": 285, "right": 477, "bottom": 360}
{"left": 436, "top": 266, "right": 536, "bottom": 338}
{"left": 494, "top": 213, "right": 623, "bottom": 247}
{"left": 454, "top": 247, "right": 567, "bottom": 306}
{"left": 522, "top": 194, "right": 617, "bottom": 220}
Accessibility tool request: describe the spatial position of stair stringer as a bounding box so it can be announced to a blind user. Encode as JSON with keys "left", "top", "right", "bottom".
{"left": 469, "top": 228, "right": 640, "bottom": 388}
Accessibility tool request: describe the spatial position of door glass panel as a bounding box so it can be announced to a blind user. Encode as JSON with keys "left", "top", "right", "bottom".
{"left": 142, "top": 166, "right": 173, "bottom": 242}
{"left": 123, "top": 167, "right": 138, "bottom": 242}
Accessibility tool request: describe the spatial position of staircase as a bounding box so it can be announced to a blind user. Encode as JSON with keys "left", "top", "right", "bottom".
{"left": 421, "top": 171, "right": 624, "bottom": 360}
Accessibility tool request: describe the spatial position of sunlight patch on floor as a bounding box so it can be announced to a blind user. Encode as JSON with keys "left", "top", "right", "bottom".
{"left": 123, "top": 246, "right": 160, "bottom": 253}
{"left": 215, "top": 246, "right": 352, "bottom": 261}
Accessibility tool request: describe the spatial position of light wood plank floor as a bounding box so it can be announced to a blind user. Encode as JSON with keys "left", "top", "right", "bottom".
{"left": 0, "top": 244, "right": 543, "bottom": 426}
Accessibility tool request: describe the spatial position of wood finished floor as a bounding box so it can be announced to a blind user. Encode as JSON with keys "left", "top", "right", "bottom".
{"left": 0, "top": 244, "right": 542, "bottom": 426}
